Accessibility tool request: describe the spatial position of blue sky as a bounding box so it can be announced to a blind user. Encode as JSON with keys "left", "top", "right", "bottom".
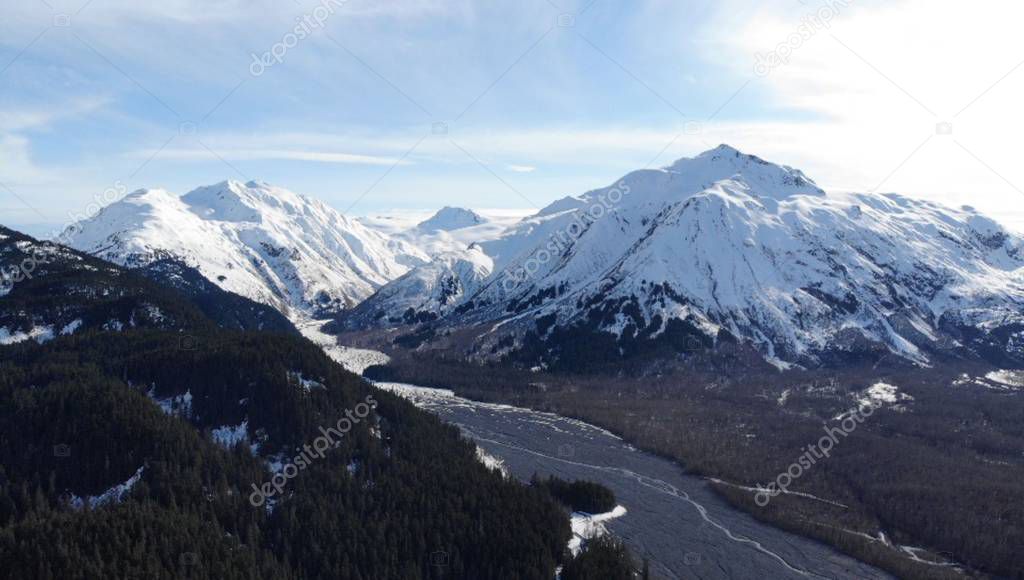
{"left": 2, "top": 0, "right": 1024, "bottom": 237}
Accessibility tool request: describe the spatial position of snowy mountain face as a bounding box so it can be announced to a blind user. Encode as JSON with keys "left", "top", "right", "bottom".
{"left": 342, "top": 145, "right": 1024, "bottom": 369}
{"left": 358, "top": 208, "right": 527, "bottom": 258}
{"left": 329, "top": 208, "right": 525, "bottom": 330}
{"left": 417, "top": 207, "right": 485, "bottom": 232}
{"left": 334, "top": 245, "right": 494, "bottom": 330}
{"left": 63, "top": 181, "right": 429, "bottom": 319}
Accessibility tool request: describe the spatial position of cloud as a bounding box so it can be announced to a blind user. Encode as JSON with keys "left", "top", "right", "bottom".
{"left": 0, "top": 134, "right": 43, "bottom": 184}
{"left": 133, "top": 146, "right": 412, "bottom": 166}
{"left": 1, "top": 0, "right": 465, "bottom": 26}
{"left": 506, "top": 164, "right": 536, "bottom": 173}
{"left": 0, "top": 96, "right": 111, "bottom": 131}
{"left": 699, "top": 0, "right": 1024, "bottom": 231}
{"left": 4, "top": 0, "right": 1023, "bottom": 235}
{"left": 0, "top": 96, "right": 113, "bottom": 187}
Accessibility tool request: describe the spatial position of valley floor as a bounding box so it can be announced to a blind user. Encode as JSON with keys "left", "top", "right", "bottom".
{"left": 375, "top": 381, "right": 891, "bottom": 580}
{"left": 364, "top": 352, "right": 1023, "bottom": 580}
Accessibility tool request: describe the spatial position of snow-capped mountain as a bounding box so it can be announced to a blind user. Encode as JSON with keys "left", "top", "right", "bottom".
{"left": 63, "top": 180, "right": 429, "bottom": 319}
{"left": 340, "top": 145, "right": 1024, "bottom": 369}
{"left": 417, "top": 207, "right": 486, "bottom": 232}
{"left": 336, "top": 244, "right": 493, "bottom": 329}
{"left": 358, "top": 208, "right": 528, "bottom": 258}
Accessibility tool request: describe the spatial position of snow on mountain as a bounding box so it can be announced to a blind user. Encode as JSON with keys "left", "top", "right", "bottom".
{"left": 359, "top": 208, "right": 528, "bottom": 258}
{"left": 63, "top": 180, "right": 429, "bottom": 319}
{"left": 417, "top": 207, "right": 485, "bottom": 232}
{"left": 341, "top": 208, "right": 535, "bottom": 329}
{"left": 336, "top": 244, "right": 493, "bottom": 329}
{"left": 342, "top": 145, "right": 1024, "bottom": 369}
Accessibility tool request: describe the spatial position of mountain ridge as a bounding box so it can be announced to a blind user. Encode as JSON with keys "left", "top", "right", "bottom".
{"left": 340, "top": 145, "right": 1024, "bottom": 370}
{"left": 56, "top": 146, "right": 1024, "bottom": 369}
{"left": 63, "top": 180, "right": 429, "bottom": 320}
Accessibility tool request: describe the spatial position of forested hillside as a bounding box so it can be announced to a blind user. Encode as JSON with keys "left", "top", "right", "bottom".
{"left": 0, "top": 227, "right": 576, "bottom": 579}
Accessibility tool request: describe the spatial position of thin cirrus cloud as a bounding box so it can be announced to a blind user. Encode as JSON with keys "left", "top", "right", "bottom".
{"left": 135, "top": 147, "right": 412, "bottom": 166}
{"left": 1, "top": 0, "right": 1023, "bottom": 234}
{"left": 506, "top": 165, "right": 537, "bottom": 173}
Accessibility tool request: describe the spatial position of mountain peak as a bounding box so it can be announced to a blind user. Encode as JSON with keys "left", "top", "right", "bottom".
{"left": 181, "top": 181, "right": 264, "bottom": 223}
{"left": 699, "top": 143, "right": 744, "bottom": 157}
{"left": 665, "top": 144, "right": 825, "bottom": 199}
{"left": 123, "top": 187, "right": 176, "bottom": 202}
{"left": 62, "top": 181, "right": 429, "bottom": 318}
{"left": 180, "top": 180, "right": 321, "bottom": 223}
{"left": 537, "top": 145, "right": 825, "bottom": 218}
{"left": 417, "top": 207, "right": 486, "bottom": 232}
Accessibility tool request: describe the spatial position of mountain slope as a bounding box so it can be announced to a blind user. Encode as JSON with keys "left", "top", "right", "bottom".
{"left": 138, "top": 259, "right": 299, "bottom": 335}
{"left": 63, "top": 180, "right": 429, "bottom": 319}
{"left": 332, "top": 245, "right": 494, "bottom": 331}
{"left": 0, "top": 225, "right": 303, "bottom": 340}
{"left": 0, "top": 224, "right": 574, "bottom": 579}
{"left": 0, "top": 225, "right": 214, "bottom": 340}
{"left": 343, "top": 145, "right": 1024, "bottom": 369}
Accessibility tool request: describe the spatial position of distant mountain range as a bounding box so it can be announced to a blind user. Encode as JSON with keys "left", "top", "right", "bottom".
{"left": 58, "top": 145, "right": 1024, "bottom": 370}
{"left": 62, "top": 180, "right": 429, "bottom": 319}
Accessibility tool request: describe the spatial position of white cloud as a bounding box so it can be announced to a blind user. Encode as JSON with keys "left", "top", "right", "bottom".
{"left": 134, "top": 147, "right": 411, "bottom": 166}
{"left": 699, "top": 0, "right": 1024, "bottom": 231}
{"left": 0, "top": 97, "right": 112, "bottom": 186}
{"left": 1, "top": 0, "right": 466, "bottom": 26}
{"left": 506, "top": 164, "right": 536, "bottom": 173}
{"left": 0, "top": 97, "right": 111, "bottom": 130}
{"left": 3, "top": 0, "right": 1023, "bottom": 234}
{"left": 0, "top": 134, "right": 43, "bottom": 183}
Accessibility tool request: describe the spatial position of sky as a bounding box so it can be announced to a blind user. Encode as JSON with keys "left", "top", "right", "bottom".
{"left": 2, "top": 0, "right": 1023, "bottom": 237}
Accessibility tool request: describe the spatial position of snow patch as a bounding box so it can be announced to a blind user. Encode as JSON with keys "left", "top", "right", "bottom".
{"left": 288, "top": 371, "right": 324, "bottom": 391}
{"left": 777, "top": 389, "right": 791, "bottom": 406}
{"left": 985, "top": 369, "right": 1024, "bottom": 389}
{"left": 149, "top": 388, "right": 193, "bottom": 417}
{"left": 60, "top": 319, "right": 84, "bottom": 336}
{"left": 567, "top": 505, "right": 628, "bottom": 557}
{"left": 104, "top": 319, "right": 125, "bottom": 331}
{"left": 0, "top": 325, "right": 55, "bottom": 345}
{"left": 864, "top": 382, "right": 908, "bottom": 404}
{"left": 212, "top": 420, "right": 249, "bottom": 448}
{"left": 853, "top": 382, "right": 913, "bottom": 413}
{"left": 69, "top": 466, "right": 145, "bottom": 509}
{"left": 474, "top": 446, "right": 508, "bottom": 477}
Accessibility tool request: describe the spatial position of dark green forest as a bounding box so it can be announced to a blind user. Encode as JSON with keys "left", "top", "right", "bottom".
{"left": 0, "top": 228, "right": 598, "bottom": 579}
{"left": 531, "top": 475, "right": 617, "bottom": 515}
{"left": 561, "top": 536, "right": 635, "bottom": 580}
{"left": 0, "top": 328, "right": 580, "bottom": 579}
